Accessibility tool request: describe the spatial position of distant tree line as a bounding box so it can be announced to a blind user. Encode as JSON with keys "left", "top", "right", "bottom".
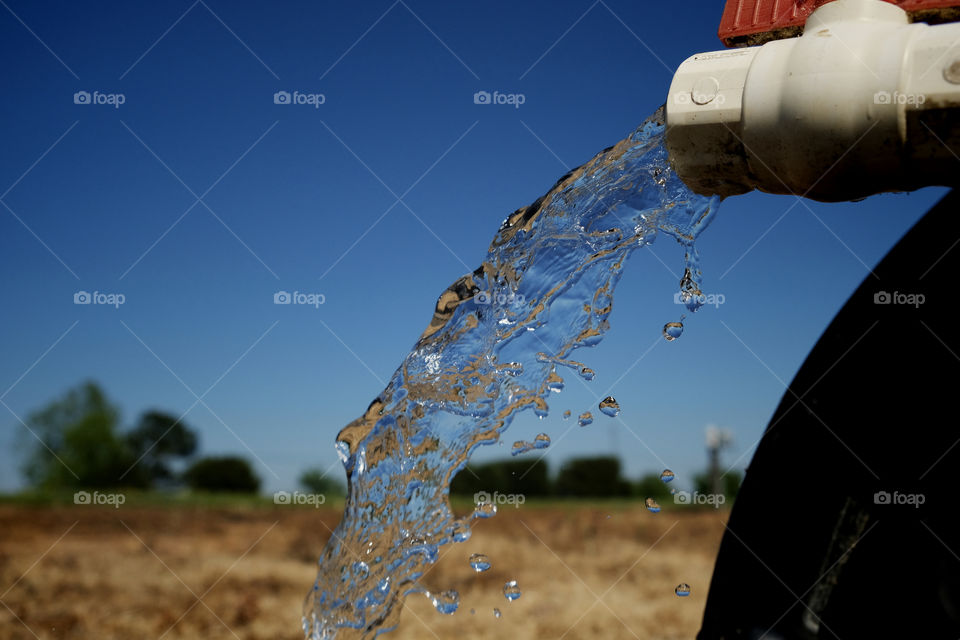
{"left": 451, "top": 455, "right": 741, "bottom": 501}
{"left": 18, "top": 381, "right": 736, "bottom": 502}
{"left": 19, "top": 380, "right": 261, "bottom": 493}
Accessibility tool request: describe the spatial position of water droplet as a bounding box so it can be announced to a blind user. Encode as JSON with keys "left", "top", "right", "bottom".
{"left": 503, "top": 580, "right": 522, "bottom": 601}
{"left": 644, "top": 497, "right": 661, "bottom": 513}
{"left": 352, "top": 561, "right": 369, "bottom": 578}
{"left": 663, "top": 321, "right": 684, "bottom": 341}
{"left": 533, "top": 433, "right": 550, "bottom": 449}
{"left": 469, "top": 553, "right": 491, "bottom": 572}
{"left": 511, "top": 441, "right": 529, "bottom": 456}
{"left": 675, "top": 583, "right": 691, "bottom": 597}
{"left": 429, "top": 589, "right": 460, "bottom": 614}
{"left": 473, "top": 502, "right": 497, "bottom": 519}
{"left": 598, "top": 396, "right": 620, "bottom": 417}
{"left": 503, "top": 362, "right": 524, "bottom": 376}
{"left": 579, "top": 366, "right": 595, "bottom": 380}
{"left": 562, "top": 410, "right": 571, "bottom": 420}
{"left": 451, "top": 520, "right": 471, "bottom": 543}
{"left": 660, "top": 469, "right": 675, "bottom": 483}
{"left": 335, "top": 439, "right": 350, "bottom": 464}
{"left": 493, "top": 608, "right": 502, "bottom": 619}
{"left": 578, "top": 412, "right": 593, "bottom": 427}
{"left": 470, "top": 608, "right": 475, "bottom": 615}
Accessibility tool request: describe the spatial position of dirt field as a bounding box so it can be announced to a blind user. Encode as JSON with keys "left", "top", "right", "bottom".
{"left": 0, "top": 502, "right": 727, "bottom": 639}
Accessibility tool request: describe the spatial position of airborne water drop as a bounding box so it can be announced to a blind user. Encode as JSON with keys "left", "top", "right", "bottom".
{"left": 663, "top": 321, "right": 684, "bottom": 341}
{"left": 598, "top": 396, "right": 620, "bottom": 417}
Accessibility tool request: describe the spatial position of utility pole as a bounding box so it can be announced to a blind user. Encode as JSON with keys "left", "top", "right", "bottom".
{"left": 706, "top": 424, "right": 733, "bottom": 496}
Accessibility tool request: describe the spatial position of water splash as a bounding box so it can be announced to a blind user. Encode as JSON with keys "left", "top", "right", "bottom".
{"left": 662, "top": 321, "right": 684, "bottom": 341}
{"left": 427, "top": 590, "right": 459, "bottom": 614}
{"left": 598, "top": 396, "right": 620, "bottom": 417}
{"left": 510, "top": 433, "right": 551, "bottom": 456}
{"left": 468, "top": 553, "right": 491, "bottom": 573}
{"left": 303, "top": 107, "right": 720, "bottom": 638}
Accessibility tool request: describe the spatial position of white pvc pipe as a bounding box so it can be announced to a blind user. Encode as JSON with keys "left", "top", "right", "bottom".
{"left": 666, "top": 0, "right": 960, "bottom": 202}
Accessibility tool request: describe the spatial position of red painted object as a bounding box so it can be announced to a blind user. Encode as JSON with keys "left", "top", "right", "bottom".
{"left": 718, "top": 0, "right": 960, "bottom": 46}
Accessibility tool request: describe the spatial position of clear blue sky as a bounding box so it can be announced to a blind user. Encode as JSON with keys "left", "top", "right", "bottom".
{"left": 0, "top": 0, "right": 945, "bottom": 494}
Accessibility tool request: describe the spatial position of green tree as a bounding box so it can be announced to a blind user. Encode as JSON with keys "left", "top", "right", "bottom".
{"left": 694, "top": 469, "right": 743, "bottom": 500}
{"left": 554, "top": 456, "right": 630, "bottom": 498}
{"left": 20, "top": 381, "right": 135, "bottom": 489}
{"left": 184, "top": 456, "right": 260, "bottom": 493}
{"left": 450, "top": 459, "right": 550, "bottom": 497}
{"left": 633, "top": 472, "right": 673, "bottom": 501}
{"left": 125, "top": 410, "right": 198, "bottom": 487}
{"left": 299, "top": 468, "right": 345, "bottom": 496}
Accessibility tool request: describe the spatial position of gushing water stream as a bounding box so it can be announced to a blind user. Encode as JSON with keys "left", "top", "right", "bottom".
{"left": 303, "top": 107, "right": 721, "bottom": 638}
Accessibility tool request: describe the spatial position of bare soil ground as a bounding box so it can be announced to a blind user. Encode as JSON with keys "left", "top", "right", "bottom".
{"left": 0, "top": 503, "right": 727, "bottom": 639}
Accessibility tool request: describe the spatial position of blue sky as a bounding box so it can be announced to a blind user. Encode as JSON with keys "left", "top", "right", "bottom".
{"left": 0, "top": 0, "right": 946, "bottom": 494}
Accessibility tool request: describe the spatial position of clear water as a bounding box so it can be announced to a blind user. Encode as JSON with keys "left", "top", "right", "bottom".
{"left": 303, "top": 107, "right": 720, "bottom": 639}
